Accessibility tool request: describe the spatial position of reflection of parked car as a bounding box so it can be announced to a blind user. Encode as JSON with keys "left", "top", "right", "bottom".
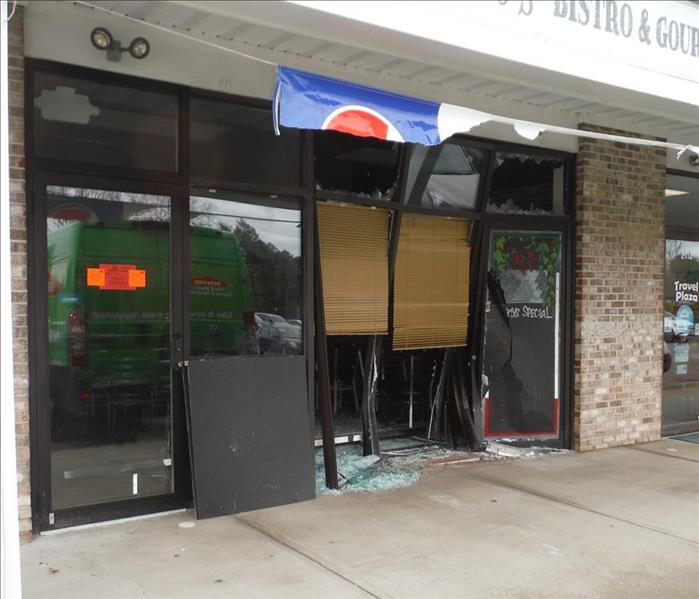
{"left": 664, "top": 310, "right": 692, "bottom": 342}
{"left": 663, "top": 341, "right": 672, "bottom": 373}
{"left": 255, "top": 312, "right": 302, "bottom": 354}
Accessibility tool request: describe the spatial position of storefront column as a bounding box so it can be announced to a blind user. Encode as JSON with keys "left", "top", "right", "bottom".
{"left": 574, "top": 124, "right": 666, "bottom": 451}
{"left": 7, "top": 6, "right": 31, "bottom": 539}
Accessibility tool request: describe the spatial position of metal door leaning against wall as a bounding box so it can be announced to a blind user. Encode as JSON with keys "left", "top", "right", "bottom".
{"left": 30, "top": 172, "right": 190, "bottom": 530}
{"left": 183, "top": 190, "right": 315, "bottom": 519}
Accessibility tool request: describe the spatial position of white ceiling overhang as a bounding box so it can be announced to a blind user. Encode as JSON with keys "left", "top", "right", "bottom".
{"left": 22, "top": 1, "right": 699, "bottom": 156}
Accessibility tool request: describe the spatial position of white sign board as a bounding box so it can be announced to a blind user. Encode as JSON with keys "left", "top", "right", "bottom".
{"left": 294, "top": 1, "right": 699, "bottom": 107}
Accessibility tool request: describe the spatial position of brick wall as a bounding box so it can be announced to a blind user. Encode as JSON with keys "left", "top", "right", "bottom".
{"left": 8, "top": 6, "right": 31, "bottom": 540}
{"left": 574, "top": 124, "right": 666, "bottom": 451}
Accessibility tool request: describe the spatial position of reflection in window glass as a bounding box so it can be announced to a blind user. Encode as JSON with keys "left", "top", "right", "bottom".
{"left": 314, "top": 130, "right": 399, "bottom": 199}
{"left": 190, "top": 98, "right": 301, "bottom": 186}
{"left": 46, "top": 186, "right": 173, "bottom": 509}
{"left": 33, "top": 71, "right": 177, "bottom": 171}
{"left": 482, "top": 230, "right": 562, "bottom": 439}
{"left": 189, "top": 194, "right": 303, "bottom": 357}
{"left": 406, "top": 143, "right": 485, "bottom": 211}
{"left": 665, "top": 174, "right": 699, "bottom": 230}
{"left": 662, "top": 239, "right": 699, "bottom": 428}
{"left": 488, "top": 152, "right": 566, "bottom": 215}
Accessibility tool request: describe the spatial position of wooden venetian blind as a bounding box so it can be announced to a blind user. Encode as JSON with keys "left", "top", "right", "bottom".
{"left": 317, "top": 203, "right": 389, "bottom": 335}
{"left": 393, "top": 215, "right": 470, "bottom": 350}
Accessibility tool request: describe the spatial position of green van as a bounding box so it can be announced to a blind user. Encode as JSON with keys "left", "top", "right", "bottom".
{"left": 47, "top": 221, "right": 253, "bottom": 435}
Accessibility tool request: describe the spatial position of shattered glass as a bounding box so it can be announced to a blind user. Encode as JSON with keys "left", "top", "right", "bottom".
{"left": 405, "top": 142, "right": 485, "bottom": 211}
{"left": 315, "top": 440, "right": 569, "bottom": 495}
{"left": 487, "top": 152, "right": 566, "bottom": 215}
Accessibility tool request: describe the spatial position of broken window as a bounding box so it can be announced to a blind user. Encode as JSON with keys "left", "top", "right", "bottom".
{"left": 314, "top": 131, "right": 399, "bottom": 199}
{"left": 405, "top": 142, "right": 486, "bottom": 211}
{"left": 487, "top": 152, "right": 566, "bottom": 215}
{"left": 482, "top": 230, "right": 562, "bottom": 438}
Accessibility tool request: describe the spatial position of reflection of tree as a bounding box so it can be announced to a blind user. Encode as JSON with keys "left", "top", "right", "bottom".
{"left": 666, "top": 239, "right": 683, "bottom": 269}
{"left": 234, "top": 220, "right": 302, "bottom": 319}
{"left": 47, "top": 186, "right": 171, "bottom": 228}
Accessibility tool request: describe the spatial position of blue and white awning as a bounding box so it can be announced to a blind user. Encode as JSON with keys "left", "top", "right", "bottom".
{"left": 274, "top": 66, "right": 698, "bottom": 157}
{"left": 274, "top": 66, "right": 505, "bottom": 145}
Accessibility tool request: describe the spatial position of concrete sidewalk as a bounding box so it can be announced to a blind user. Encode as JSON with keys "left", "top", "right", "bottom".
{"left": 21, "top": 439, "right": 699, "bottom": 599}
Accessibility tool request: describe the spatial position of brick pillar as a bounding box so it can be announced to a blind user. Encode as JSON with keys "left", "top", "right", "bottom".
{"left": 8, "top": 5, "right": 31, "bottom": 540}
{"left": 574, "top": 124, "right": 666, "bottom": 451}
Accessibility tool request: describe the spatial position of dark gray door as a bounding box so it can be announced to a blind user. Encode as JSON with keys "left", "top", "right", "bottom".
{"left": 184, "top": 192, "right": 313, "bottom": 518}
{"left": 185, "top": 355, "right": 314, "bottom": 518}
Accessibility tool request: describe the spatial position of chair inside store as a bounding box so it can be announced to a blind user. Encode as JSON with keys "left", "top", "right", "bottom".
{"left": 322, "top": 337, "right": 438, "bottom": 442}
{"left": 379, "top": 349, "right": 438, "bottom": 432}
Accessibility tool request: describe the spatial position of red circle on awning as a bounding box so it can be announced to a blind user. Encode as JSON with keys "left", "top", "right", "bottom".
{"left": 324, "top": 109, "right": 390, "bottom": 140}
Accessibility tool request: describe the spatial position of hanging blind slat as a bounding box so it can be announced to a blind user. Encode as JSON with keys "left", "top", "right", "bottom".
{"left": 317, "top": 203, "right": 389, "bottom": 335}
{"left": 393, "top": 215, "right": 470, "bottom": 350}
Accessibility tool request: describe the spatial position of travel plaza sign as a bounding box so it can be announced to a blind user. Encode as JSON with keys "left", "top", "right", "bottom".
{"left": 675, "top": 281, "right": 699, "bottom": 304}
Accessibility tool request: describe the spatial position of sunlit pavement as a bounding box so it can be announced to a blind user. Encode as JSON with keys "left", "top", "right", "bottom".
{"left": 21, "top": 438, "right": 699, "bottom": 599}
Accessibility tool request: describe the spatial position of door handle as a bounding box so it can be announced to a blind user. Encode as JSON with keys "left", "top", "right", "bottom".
{"left": 172, "top": 333, "right": 184, "bottom": 370}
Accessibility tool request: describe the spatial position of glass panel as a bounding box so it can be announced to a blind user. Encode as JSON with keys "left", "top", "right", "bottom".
{"left": 482, "top": 230, "right": 562, "bottom": 439}
{"left": 663, "top": 239, "right": 699, "bottom": 428}
{"left": 33, "top": 71, "right": 177, "bottom": 171}
{"left": 487, "top": 152, "right": 566, "bottom": 215}
{"left": 190, "top": 97, "right": 301, "bottom": 186}
{"left": 666, "top": 174, "right": 699, "bottom": 230}
{"left": 405, "top": 143, "right": 485, "bottom": 211}
{"left": 314, "top": 130, "right": 399, "bottom": 200}
{"left": 47, "top": 186, "right": 172, "bottom": 509}
{"left": 189, "top": 193, "right": 303, "bottom": 357}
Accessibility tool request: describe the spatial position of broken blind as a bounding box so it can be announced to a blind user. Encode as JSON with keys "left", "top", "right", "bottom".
{"left": 393, "top": 215, "right": 470, "bottom": 350}
{"left": 317, "top": 202, "right": 389, "bottom": 335}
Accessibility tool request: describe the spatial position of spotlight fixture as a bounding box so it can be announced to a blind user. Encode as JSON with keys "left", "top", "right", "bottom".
{"left": 90, "top": 27, "right": 113, "bottom": 51}
{"left": 90, "top": 27, "right": 150, "bottom": 61}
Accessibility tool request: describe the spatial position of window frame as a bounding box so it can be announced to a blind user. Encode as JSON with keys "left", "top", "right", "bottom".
{"left": 662, "top": 168, "right": 699, "bottom": 436}
{"left": 27, "top": 59, "right": 188, "bottom": 185}
{"left": 26, "top": 58, "right": 578, "bottom": 532}
{"left": 189, "top": 91, "right": 304, "bottom": 195}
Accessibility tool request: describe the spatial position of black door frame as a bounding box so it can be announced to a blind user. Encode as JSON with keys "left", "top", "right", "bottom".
{"left": 662, "top": 169, "right": 699, "bottom": 436}
{"left": 313, "top": 140, "right": 576, "bottom": 451}
{"left": 29, "top": 171, "right": 192, "bottom": 530}
{"left": 25, "top": 57, "right": 576, "bottom": 529}
{"left": 474, "top": 216, "right": 574, "bottom": 448}
{"left": 26, "top": 58, "right": 314, "bottom": 531}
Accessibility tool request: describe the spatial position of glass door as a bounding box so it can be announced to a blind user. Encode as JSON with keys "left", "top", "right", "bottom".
{"left": 662, "top": 238, "right": 699, "bottom": 433}
{"left": 36, "top": 179, "right": 188, "bottom": 528}
{"left": 481, "top": 229, "right": 563, "bottom": 441}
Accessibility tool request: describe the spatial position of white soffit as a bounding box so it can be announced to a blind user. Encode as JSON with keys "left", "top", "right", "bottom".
{"left": 24, "top": 1, "right": 699, "bottom": 150}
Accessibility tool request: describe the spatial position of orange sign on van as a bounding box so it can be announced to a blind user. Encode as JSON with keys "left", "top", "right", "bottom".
{"left": 86, "top": 267, "right": 106, "bottom": 288}
{"left": 87, "top": 264, "right": 147, "bottom": 291}
{"left": 128, "top": 269, "right": 146, "bottom": 289}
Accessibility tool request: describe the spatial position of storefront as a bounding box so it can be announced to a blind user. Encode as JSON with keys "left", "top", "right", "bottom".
{"left": 663, "top": 172, "right": 699, "bottom": 434}
{"left": 21, "top": 56, "right": 576, "bottom": 528}
{"left": 2, "top": 1, "right": 697, "bottom": 538}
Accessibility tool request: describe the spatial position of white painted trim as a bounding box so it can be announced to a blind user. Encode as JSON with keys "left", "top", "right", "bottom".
{"left": 35, "top": 2, "right": 696, "bottom": 156}
{"left": 40, "top": 509, "right": 189, "bottom": 536}
{"left": 1, "top": 2, "right": 23, "bottom": 596}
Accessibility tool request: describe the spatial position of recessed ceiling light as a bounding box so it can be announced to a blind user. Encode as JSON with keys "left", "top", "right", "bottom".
{"left": 665, "top": 189, "right": 689, "bottom": 197}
